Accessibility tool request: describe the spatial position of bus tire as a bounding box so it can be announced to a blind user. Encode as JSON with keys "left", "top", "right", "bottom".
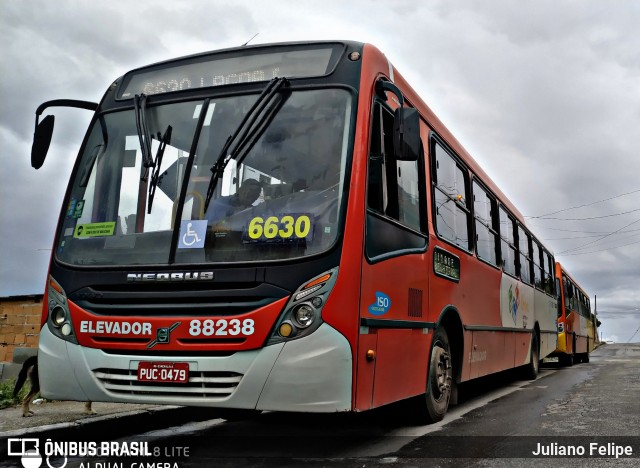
{"left": 401, "top": 327, "right": 453, "bottom": 425}
{"left": 522, "top": 332, "right": 539, "bottom": 380}
{"left": 561, "top": 352, "right": 574, "bottom": 366}
{"left": 423, "top": 327, "right": 453, "bottom": 422}
{"left": 582, "top": 353, "right": 590, "bottom": 364}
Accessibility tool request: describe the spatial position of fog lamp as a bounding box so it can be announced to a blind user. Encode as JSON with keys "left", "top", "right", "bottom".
{"left": 279, "top": 322, "right": 294, "bottom": 337}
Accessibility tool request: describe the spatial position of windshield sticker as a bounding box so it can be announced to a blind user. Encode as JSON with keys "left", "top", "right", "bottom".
{"left": 72, "top": 200, "right": 85, "bottom": 219}
{"left": 243, "top": 214, "right": 314, "bottom": 244}
{"left": 66, "top": 199, "right": 85, "bottom": 218}
{"left": 66, "top": 199, "right": 77, "bottom": 218}
{"left": 74, "top": 222, "right": 116, "bottom": 238}
{"left": 178, "top": 220, "right": 207, "bottom": 249}
{"left": 368, "top": 292, "right": 392, "bottom": 316}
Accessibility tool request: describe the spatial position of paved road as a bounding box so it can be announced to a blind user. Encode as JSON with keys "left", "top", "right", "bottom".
{"left": 3, "top": 344, "right": 639, "bottom": 467}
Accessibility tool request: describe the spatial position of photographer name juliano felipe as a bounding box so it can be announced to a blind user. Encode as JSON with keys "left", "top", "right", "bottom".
{"left": 532, "top": 442, "right": 634, "bottom": 458}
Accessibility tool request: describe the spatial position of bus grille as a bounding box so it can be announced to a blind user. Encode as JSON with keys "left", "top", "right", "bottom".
{"left": 92, "top": 368, "right": 242, "bottom": 399}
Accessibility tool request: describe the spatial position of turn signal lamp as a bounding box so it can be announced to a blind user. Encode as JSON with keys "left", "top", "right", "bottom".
{"left": 304, "top": 273, "right": 331, "bottom": 290}
{"left": 294, "top": 273, "right": 332, "bottom": 301}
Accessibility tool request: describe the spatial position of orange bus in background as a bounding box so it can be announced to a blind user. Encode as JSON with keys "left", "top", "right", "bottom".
{"left": 31, "top": 40, "right": 558, "bottom": 424}
{"left": 553, "top": 262, "right": 596, "bottom": 365}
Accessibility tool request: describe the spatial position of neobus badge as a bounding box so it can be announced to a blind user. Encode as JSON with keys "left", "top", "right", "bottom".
{"left": 127, "top": 271, "right": 214, "bottom": 282}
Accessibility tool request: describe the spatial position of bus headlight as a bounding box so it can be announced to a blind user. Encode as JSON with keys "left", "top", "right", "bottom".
{"left": 47, "top": 276, "right": 78, "bottom": 344}
{"left": 293, "top": 304, "right": 315, "bottom": 328}
{"left": 51, "top": 306, "right": 67, "bottom": 326}
{"left": 267, "top": 267, "right": 338, "bottom": 345}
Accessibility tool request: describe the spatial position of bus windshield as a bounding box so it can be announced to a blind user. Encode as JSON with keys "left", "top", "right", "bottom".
{"left": 56, "top": 88, "right": 352, "bottom": 266}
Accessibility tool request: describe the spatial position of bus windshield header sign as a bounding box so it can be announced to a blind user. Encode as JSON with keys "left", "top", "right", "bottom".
{"left": 118, "top": 44, "right": 343, "bottom": 99}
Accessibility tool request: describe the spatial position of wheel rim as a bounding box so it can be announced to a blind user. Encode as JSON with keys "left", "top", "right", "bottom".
{"left": 430, "top": 343, "right": 452, "bottom": 402}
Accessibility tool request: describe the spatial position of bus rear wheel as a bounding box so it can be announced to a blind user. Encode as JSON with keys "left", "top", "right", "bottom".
{"left": 522, "top": 332, "right": 539, "bottom": 380}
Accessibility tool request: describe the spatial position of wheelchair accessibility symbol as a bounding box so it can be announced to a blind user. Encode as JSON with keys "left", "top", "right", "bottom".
{"left": 178, "top": 220, "right": 207, "bottom": 249}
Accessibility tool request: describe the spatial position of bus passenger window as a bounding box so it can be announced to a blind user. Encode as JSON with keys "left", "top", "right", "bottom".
{"left": 367, "top": 102, "right": 424, "bottom": 233}
{"left": 432, "top": 141, "right": 471, "bottom": 250}
{"left": 498, "top": 207, "right": 517, "bottom": 276}
{"left": 472, "top": 181, "right": 498, "bottom": 265}
{"left": 545, "top": 253, "right": 555, "bottom": 295}
{"left": 532, "top": 240, "right": 543, "bottom": 290}
{"left": 517, "top": 226, "right": 531, "bottom": 284}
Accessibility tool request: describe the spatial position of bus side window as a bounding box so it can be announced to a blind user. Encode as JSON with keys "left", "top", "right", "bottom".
{"left": 472, "top": 181, "right": 498, "bottom": 265}
{"left": 563, "top": 276, "right": 570, "bottom": 313}
{"left": 545, "top": 253, "right": 555, "bottom": 295}
{"left": 498, "top": 206, "right": 517, "bottom": 277}
{"left": 531, "top": 240, "right": 543, "bottom": 290}
{"left": 517, "top": 225, "right": 531, "bottom": 284}
{"left": 365, "top": 102, "right": 427, "bottom": 260}
{"left": 368, "top": 104, "right": 385, "bottom": 212}
{"left": 367, "top": 102, "right": 424, "bottom": 233}
{"left": 432, "top": 140, "right": 471, "bottom": 250}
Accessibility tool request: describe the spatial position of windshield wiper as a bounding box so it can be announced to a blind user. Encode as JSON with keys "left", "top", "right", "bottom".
{"left": 134, "top": 94, "right": 153, "bottom": 181}
{"left": 147, "top": 125, "right": 172, "bottom": 214}
{"left": 204, "top": 77, "right": 290, "bottom": 212}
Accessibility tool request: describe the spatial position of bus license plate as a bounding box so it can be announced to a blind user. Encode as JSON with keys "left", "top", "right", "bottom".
{"left": 137, "top": 362, "right": 189, "bottom": 384}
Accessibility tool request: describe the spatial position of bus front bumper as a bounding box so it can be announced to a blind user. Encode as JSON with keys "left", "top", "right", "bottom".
{"left": 38, "top": 323, "right": 352, "bottom": 412}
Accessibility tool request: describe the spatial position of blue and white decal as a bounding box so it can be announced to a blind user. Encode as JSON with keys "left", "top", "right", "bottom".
{"left": 368, "top": 292, "right": 392, "bottom": 316}
{"left": 178, "top": 220, "right": 207, "bottom": 249}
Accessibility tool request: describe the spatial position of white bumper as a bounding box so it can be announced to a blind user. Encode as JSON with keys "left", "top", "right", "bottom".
{"left": 38, "top": 323, "right": 352, "bottom": 412}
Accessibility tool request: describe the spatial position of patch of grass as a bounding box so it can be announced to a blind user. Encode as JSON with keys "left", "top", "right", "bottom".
{"left": 0, "top": 378, "right": 30, "bottom": 409}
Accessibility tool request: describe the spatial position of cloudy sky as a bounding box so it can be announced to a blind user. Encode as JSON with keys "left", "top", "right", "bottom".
{"left": 1, "top": 0, "right": 639, "bottom": 343}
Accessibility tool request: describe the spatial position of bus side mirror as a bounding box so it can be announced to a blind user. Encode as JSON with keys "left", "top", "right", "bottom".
{"left": 30, "top": 99, "right": 98, "bottom": 169}
{"left": 31, "top": 114, "right": 55, "bottom": 169}
{"left": 393, "top": 107, "right": 420, "bottom": 161}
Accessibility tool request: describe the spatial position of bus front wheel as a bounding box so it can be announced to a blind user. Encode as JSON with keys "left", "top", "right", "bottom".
{"left": 402, "top": 327, "right": 453, "bottom": 424}
{"left": 424, "top": 327, "right": 453, "bottom": 422}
